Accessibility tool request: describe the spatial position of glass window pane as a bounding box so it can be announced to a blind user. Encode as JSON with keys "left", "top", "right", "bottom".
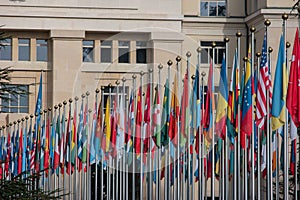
{"left": 20, "top": 107, "right": 29, "bottom": 113}
{"left": 101, "top": 40, "right": 112, "bottom": 63}
{"left": 209, "top": 2, "right": 217, "bottom": 16}
{"left": 36, "top": 39, "right": 48, "bottom": 61}
{"left": 0, "top": 85, "right": 29, "bottom": 113}
{"left": 218, "top": 49, "right": 225, "bottom": 64}
{"left": 118, "top": 41, "right": 130, "bottom": 63}
{"left": 1, "top": 94, "right": 9, "bottom": 113}
{"left": 0, "top": 38, "right": 12, "bottom": 60}
{"left": 201, "top": 48, "right": 209, "bottom": 64}
{"left": 137, "top": 49, "right": 146, "bottom": 63}
{"left": 200, "top": 2, "right": 209, "bottom": 16}
{"left": 83, "top": 40, "right": 94, "bottom": 62}
{"left": 18, "top": 39, "right": 30, "bottom": 61}
{"left": 218, "top": 1, "right": 226, "bottom": 16}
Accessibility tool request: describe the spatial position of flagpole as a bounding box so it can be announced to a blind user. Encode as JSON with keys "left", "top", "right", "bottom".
{"left": 62, "top": 101, "right": 67, "bottom": 200}
{"left": 132, "top": 74, "right": 137, "bottom": 200}
{"left": 267, "top": 46, "right": 273, "bottom": 200}
{"left": 73, "top": 96, "right": 79, "bottom": 200}
{"left": 223, "top": 37, "right": 229, "bottom": 200}
{"left": 115, "top": 80, "right": 120, "bottom": 200}
{"left": 196, "top": 47, "right": 202, "bottom": 200}
{"left": 166, "top": 60, "right": 172, "bottom": 200}
{"left": 281, "top": 13, "right": 289, "bottom": 200}
{"left": 87, "top": 105, "right": 92, "bottom": 200}
{"left": 242, "top": 56, "right": 248, "bottom": 200}
{"left": 157, "top": 64, "right": 163, "bottom": 200}
{"left": 140, "top": 71, "right": 145, "bottom": 200}
{"left": 121, "top": 77, "right": 127, "bottom": 200}
{"left": 286, "top": 39, "right": 292, "bottom": 199}
{"left": 100, "top": 87, "right": 105, "bottom": 200}
{"left": 255, "top": 52, "right": 261, "bottom": 200}
{"left": 68, "top": 99, "right": 73, "bottom": 200}
{"left": 201, "top": 71, "right": 206, "bottom": 200}
{"left": 125, "top": 95, "right": 129, "bottom": 200}
{"left": 108, "top": 84, "right": 112, "bottom": 200}
{"left": 250, "top": 26, "right": 256, "bottom": 200}
{"left": 149, "top": 68, "right": 154, "bottom": 200}
{"left": 175, "top": 56, "right": 181, "bottom": 200}
{"left": 93, "top": 89, "right": 99, "bottom": 200}
{"left": 191, "top": 74, "right": 196, "bottom": 200}
{"left": 211, "top": 42, "right": 216, "bottom": 200}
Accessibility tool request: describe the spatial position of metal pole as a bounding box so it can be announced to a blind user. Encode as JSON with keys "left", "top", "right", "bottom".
{"left": 148, "top": 68, "right": 154, "bottom": 200}
{"left": 115, "top": 80, "right": 120, "bottom": 200}
{"left": 224, "top": 37, "right": 229, "bottom": 200}
{"left": 256, "top": 52, "right": 261, "bottom": 200}
{"left": 132, "top": 74, "right": 137, "bottom": 200}
{"left": 211, "top": 42, "right": 216, "bottom": 200}
{"left": 236, "top": 31, "right": 242, "bottom": 200}
{"left": 86, "top": 92, "right": 91, "bottom": 200}
{"left": 268, "top": 46, "right": 274, "bottom": 200}
{"left": 196, "top": 46, "right": 202, "bottom": 200}
{"left": 157, "top": 64, "right": 163, "bottom": 200}
{"left": 166, "top": 60, "right": 172, "bottom": 200}
{"left": 281, "top": 13, "right": 289, "bottom": 200}
{"left": 249, "top": 26, "right": 256, "bottom": 200}
{"left": 73, "top": 97, "right": 79, "bottom": 200}
{"left": 201, "top": 71, "right": 206, "bottom": 200}
{"left": 108, "top": 85, "right": 112, "bottom": 200}
{"left": 68, "top": 99, "right": 73, "bottom": 200}
{"left": 122, "top": 77, "right": 127, "bottom": 200}
{"left": 100, "top": 87, "right": 105, "bottom": 200}
{"left": 140, "top": 71, "right": 145, "bottom": 200}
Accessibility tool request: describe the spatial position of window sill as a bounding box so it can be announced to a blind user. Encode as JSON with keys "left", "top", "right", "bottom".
{"left": 0, "top": 61, "right": 48, "bottom": 71}
{"left": 81, "top": 62, "right": 149, "bottom": 73}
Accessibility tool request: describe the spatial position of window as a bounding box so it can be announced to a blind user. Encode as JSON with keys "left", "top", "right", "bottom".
{"left": 0, "top": 85, "right": 29, "bottom": 113}
{"left": 200, "top": 41, "right": 225, "bottom": 64}
{"left": 136, "top": 41, "right": 147, "bottom": 64}
{"left": 36, "top": 39, "right": 48, "bottom": 61}
{"left": 101, "top": 40, "right": 112, "bottom": 63}
{"left": 0, "top": 38, "right": 12, "bottom": 60}
{"left": 200, "top": 1, "right": 226, "bottom": 17}
{"left": 118, "top": 41, "right": 130, "bottom": 63}
{"left": 83, "top": 40, "right": 94, "bottom": 62}
{"left": 102, "top": 86, "right": 129, "bottom": 111}
{"left": 18, "top": 39, "right": 30, "bottom": 61}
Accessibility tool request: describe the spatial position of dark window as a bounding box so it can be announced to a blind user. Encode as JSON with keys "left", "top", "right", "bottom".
{"left": 36, "top": 39, "right": 48, "bottom": 61}
{"left": 19, "top": 39, "right": 30, "bottom": 61}
{"left": 118, "top": 41, "right": 130, "bottom": 63}
{"left": 83, "top": 40, "right": 94, "bottom": 62}
{"left": 200, "top": 1, "right": 226, "bottom": 17}
{"left": 101, "top": 40, "right": 112, "bottom": 63}
{"left": 0, "top": 38, "right": 12, "bottom": 60}
{"left": 136, "top": 41, "right": 147, "bottom": 64}
{"left": 102, "top": 86, "right": 129, "bottom": 111}
{"left": 0, "top": 85, "right": 29, "bottom": 113}
{"left": 200, "top": 41, "right": 225, "bottom": 64}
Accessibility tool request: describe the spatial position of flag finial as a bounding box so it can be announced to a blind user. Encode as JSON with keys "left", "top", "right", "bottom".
{"left": 282, "top": 13, "right": 288, "bottom": 20}
{"left": 250, "top": 26, "right": 256, "bottom": 32}
{"left": 158, "top": 63, "right": 163, "bottom": 70}
{"left": 286, "top": 42, "right": 291, "bottom": 48}
{"left": 224, "top": 37, "right": 230, "bottom": 43}
{"left": 167, "top": 60, "right": 173, "bottom": 66}
{"left": 197, "top": 46, "right": 202, "bottom": 53}
{"left": 236, "top": 31, "right": 242, "bottom": 37}
{"left": 268, "top": 47, "right": 273, "bottom": 53}
{"left": 256, "top": 52, "right": 261, "bottom": 57}
{"left": 264, "top": 19, "right": 271, "bottom": 26}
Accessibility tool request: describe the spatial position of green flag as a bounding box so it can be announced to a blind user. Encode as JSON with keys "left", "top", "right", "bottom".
{"left": 161, "top": 80, "right": 170, "bottom": 146}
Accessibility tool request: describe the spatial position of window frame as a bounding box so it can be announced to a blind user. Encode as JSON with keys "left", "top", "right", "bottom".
{"left": 0, "top": 38, "right": 12, "bottom": 61}
{"left": 0, "top": 84, "right": 29, "bottom": 113}
{"left": 200, "top": 0, "right": 227, "bottom": 17}
{"left": 118, "top": 41, "right": 130, "bottom": 64}
{"left": 83, "top": 40, "right": 95, "bottom": 63}
{"left": 18, "top": 38, "right": 30, "bottom": 61}
{"left": 200, "top": 41, "right": 225, "bottom": 65}
{"left": 36, "top": 39, "right": 48, "bottom": 62}
{"left": 136, "top": 41, "right": 147, "bottom": 64}
{"left": 100, "top": 40, "right": 112, "bottom": 63}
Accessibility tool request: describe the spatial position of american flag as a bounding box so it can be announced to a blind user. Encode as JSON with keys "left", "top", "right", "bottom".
{"left": 256, "top": 34, "right": 270, "bottom": 128}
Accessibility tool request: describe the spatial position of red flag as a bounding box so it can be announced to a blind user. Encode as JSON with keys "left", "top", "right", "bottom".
{"left": 110, "top": 97, "right": 118, "bottom": 157}
{"left": 143, "top": 84, "right": 151, "bottom": 156}
{"left": 168, "top": 74, "right": 179, "bottom": 145}
{"left": 135, "top": 87, "right": 142, "bottom": 158}
{"left": 287, "top": 28, "right": 300, "bottom": 130}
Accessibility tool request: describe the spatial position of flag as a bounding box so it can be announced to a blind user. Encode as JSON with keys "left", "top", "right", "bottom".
{"left": 110, "top": 96, "right": 118, "bottom": 157}
{"left": 180, "top": 71, "right": 188, "bottom": 147}
{"left": 18, "top": 126, "right": 23, "bottom": 174}
{"left": 66, "top": 106, "right": 72, "bottom": 174}
{"left": 89, "top": 100, "right": 97, "bottom": 165}
{"left": 169, "top": 73, "right": 179, "bottom": 146}
{"left": 44, "top": 116, "right": 50, "bottom": 174}
{"left": 59, "top": 107, "right": 66, "bottom": 174}
{"left": 135, "top": 86, "right": 142, "bottom": 158}
{"left": 94, "top": 100, "right": 102, "bottom": 162}
{"left": 77, "top": 100, "right": 84, "bottom": 172}
{"left": 203, "top": 60, "right": 215, "bottom": 144}
{"left": 53, "top": 114, "right": 60, "bottom": 173}
{"left": 271, "top": 35, "right": 287, "bottom": 131}
{"left": 227, "top": 50, "right": 238, "bottom": 141}
{"left": 117, "top": 94, "right": 125, "bottom": 159}
{"left": 290, "top": 139, "right": 296, "bottom": 176}
{"left": 70, "top": 103, "right": 77, "bottom": 173}
{"left": 287, "top": 28, "right": 300, "bottom": 140}
{"left": 152, "top": 85, "right": 161, "bottom": 148}
{"left": 82, "top": 102, "right": 88, "bottom": 172}
{"left": 143, "top": 83, "right": 151, "bottom": 156}
{"left": 241, "top": 48, "right": 253, "bottom": 148}
{"left": 256, "top": 34, "right": 269, "bottom": 128}
{"left": 161, "top": 80, "right": 170, "bottom": 146}
{"left": 105, "top": 96, "right": 111, "bottom": 152}
{"left": 22, "top": 122, "right": 27, "bottom": 173}
{"left": 215, "top": 54, "right": 228, "bottom": 139}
